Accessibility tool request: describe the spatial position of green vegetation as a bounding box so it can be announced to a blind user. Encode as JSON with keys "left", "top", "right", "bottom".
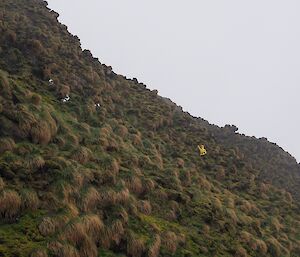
{"left": 0, "top": 0, "right": 300, "bottom": 256}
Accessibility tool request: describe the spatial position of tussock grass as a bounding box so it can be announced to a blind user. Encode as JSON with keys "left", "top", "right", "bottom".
{"left": 82, "top": 214, "right": 104, "bottom": 241}
{"left": 126, "top": 176, "right": 143, "bottom": 195}
{"left": 31, "top": 93, "right": 42, "bottom": 106}
{"left": 0, "top": 137, "right": 16, "bottom": 154}
{"left": 31, "top": 120, "right": 52, "bottom": 145}
{"left": 39, "top": 217, "right": 57, "bottom": 236}
{"left": 21, "top": 190, "right": 39, "bottom": 211}
{"left": 0, "top": 190, "right": 21, "bottom": 221}
{"left": 234, "top": 246, "right": 248, "bottom": 257}
{"left": 162, "top": 231, "right": 178, "bottom": 255}
{"left": 266, "top": 237, "right": 282, "bottom": 257}
{"left": 71, "top": 147, "right": 92, "bottom": 164}
{"left": 127, "top": 232, "right": 145, "bottom": 257}
{"left": 148, "top": 234, "right": 161, "bottom": 257}
{"left": 30, "top": 249, "right": 48, "bottom": 257}
{"left": 0, "top": 177, "right": 5, "bottom": 190}
{"left": 138, "top": 200, "right": 152, "bottom": 215}
{"left": 81, "top": 187, "right": 100, "bottom": 212}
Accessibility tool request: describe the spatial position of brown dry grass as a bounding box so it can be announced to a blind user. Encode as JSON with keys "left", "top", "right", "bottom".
{"left": 79, "top": 236, "right": 98, "bottom": 257}
{"left": 82, "top": 214, "right": 104, "bottom": 241}
{"left": 176, "top": 158, "right": 185, "bottom": 168}
{"left": 21, "top": 190, "right": 39, "bottom": 211}
{"left": 59, "top": 84, "right": 70, "bottom": 97}
{"left": 127, "top": 232, "right": 145, "bottom": 257}
{"left": 126, "top": 176, "right": 143, "bottom": 195}
{"left": 162, "top": 231, "right": 178, "bottom": 255}
{"left": 111, "top": 220, "right": 125, "bottom": 245}
{"left": 30, "top": 249, "right": 48, "bottom": 257}
{"left": 31, "top": 120, "right": 52, "bottom": 145}
{"left": 72, "top": 147, "right": 92, "bottom": 164}
{"left": 31, "top": 93, "right": 42, "bottom": 106}
{"left": 27, "top": 155, "right": 45, "bottom": 171}
{"left": 235, "top": 246, "right": 248, "bottom": 257}
{"left": 82, "top": 187, "right": 100, "bottom": 212}
{"left": 39, "top": 217, "right": 57, "bottom": 237}
{"left": 0, "top": 190, "right": 21, "bottom": 221}
{"left": 148, "top": 234, "right": 161, "bottom": 257}
{"left": 48, "top": 242, "right": 80, "bottom": 257}
{"left": 0, "top": 137, "right": 16, "bottom": 154}
{"left": 138, "top": 200, "right": 152, "bottom": 215}
{"left": 0, "top": 177, "right": 5, "bottom": 190}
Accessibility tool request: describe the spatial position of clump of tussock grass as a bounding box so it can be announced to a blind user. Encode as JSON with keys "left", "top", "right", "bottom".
{"left": 0, "top": 137, "right": 16, "bottom": 154}
{"left": 216, "top": 166, "right": 226, "bottom": 181}
{"left": 266, "top": 237, "right": 282, "bottom": 257}
{"left": 116, "top": 124, "right": 129, "bottom": 138}
{"left": 143, "top": 178, "right": 156, "bottom": 194}
{"left": 26, "top": 155, "right": 45, "bottom": 171}
{"left": 59, "top": 84, "right": 70, "bottom": 97}
{"left": 79, "top": 236, "right": 98, "bottom": 257}
{"left": 47, "top": 242, "right": 80, "bottom": 257}
{"left": 148, "top": 234, "right": 161, "bottom": 257}
{"left": 234, "top": 246, "right": 248, "bottom": 257}
{"left": 30, "top": 249, "right": 48, "bottom": 257}
{"left": 31, "top": 93, "right": 42, "bottom": 106}
{"left": 176, "top": 158, "right": 185, "bottom": 168}
{"left": 111, "top": 219, "right": 125, "bottom": 245}
{"left": 81, "top": 187, "right": 100, "bottom": 212}
{"left": 21, "top": 189, "right": 39, "bottom": 211}
{"left": 31, "top": 120, "right": 52, "bottom": 145}
{"left": 71, "top": 146, "right": 92, "bottom": 164}
{"left": 271, "top": 217, "right": 283, "bottom": 233}
{"left": 126, "top": 176, "right": 143, "bottom": 195}
{"left": 0, "top": 70, "right": 10, "bottom": 96}
{"left": 162, "top": 231, "right": 178, "bottom": 255}
{"left": 226, "top": 208, "right": 238, "bottom": 225}
{"left": 82, "top": 214, "right": 104, "bottom": 241}
{"left": 0, "top": 177, "right": 5, "bottom": 190}
{"left": 127, "top": 231, "right": 146, "bottom": 257}
{"left": 138, "top": 200, "right": 152, "bottom": 215}
{"left": 0, "top": 190, "right": 21, "bottom": 221}
{"left": 39, "top": 217, "right": 57, "bottom": 236}
{"left": 132, "top": 132, "right": 142, "bottom": 146}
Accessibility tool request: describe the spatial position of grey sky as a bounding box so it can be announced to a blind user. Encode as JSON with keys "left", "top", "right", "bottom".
{"left": 47, "top": 0, "right": 300, "bottom": 162}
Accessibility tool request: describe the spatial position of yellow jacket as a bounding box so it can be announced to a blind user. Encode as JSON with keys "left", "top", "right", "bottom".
{"left": 198, "top": 145, "right": 207, "bottom": 156}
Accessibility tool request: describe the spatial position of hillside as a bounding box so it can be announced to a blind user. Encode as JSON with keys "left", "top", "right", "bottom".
{"left": 0, "top": 1, "right": 300, "bottom": 257}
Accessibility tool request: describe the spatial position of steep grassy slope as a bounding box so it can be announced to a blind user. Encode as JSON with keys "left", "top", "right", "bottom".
{"left": 0, "top": 1, "right": 300, "bottom": 257}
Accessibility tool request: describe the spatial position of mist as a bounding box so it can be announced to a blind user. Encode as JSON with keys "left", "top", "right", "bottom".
{"left": 47, "top": 0, "right": 300, "bottom": 162}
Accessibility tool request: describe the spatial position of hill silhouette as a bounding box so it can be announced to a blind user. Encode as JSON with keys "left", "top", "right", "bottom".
{"left": 0, "top": 1, "right": 300, "bottom": 257}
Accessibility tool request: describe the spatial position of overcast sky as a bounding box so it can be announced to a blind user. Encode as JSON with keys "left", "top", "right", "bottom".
{"left": 47, "top": 0, "right": 300, "bottom": 162}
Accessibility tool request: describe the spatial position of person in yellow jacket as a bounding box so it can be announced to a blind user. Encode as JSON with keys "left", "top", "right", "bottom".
{"left": 198, "top": 144, "right": 207, "bottom": 156}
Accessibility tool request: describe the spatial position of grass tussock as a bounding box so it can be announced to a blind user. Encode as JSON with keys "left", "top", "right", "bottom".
{"left": 48, "top": 242, "right": 80, "bottom": 257}
{"left": 21, "top": 190, "right": 39, "bottom": 211}
{"left": 0, "top": 190, "right": 21, "bottom": 221}
{"left": 0, "top": 177, "right": 5, "bottom": 190}
{"left": 30, "top": 249, "right": 48, "bottom": 257}
{"left": 0, "top": 137, "right": 16, "bottom": 154}
{"left": 148, "top": 234, "right": 161, "bottom": 257}
{"left": 138, "top": 200, "right": 152, "bottom": 215}
{"left": 162, "top": 231, "right": 178, "bottom": 255}
{"left": 235, "top": 246, "right": 248, "bottom": 257}
{"left": 111, "top": 219, "right": 125, "bottom": 245}
{"left": 127, "top": 232, "right": 145, "bottom": 257}
{"left": 82, "top": 214, "right": 104, "bottom": 240}
{"left": 126, "top": 176, "right": 143, "bottom": 195}
{"left": 31, "top": 93, "right": 42, "bottom": 106}
{"left": 72, "top": 147, "right": 92, "bottom": 164}
{"left": 39, "top": 217, "right": 57, "bottom": 236}
{"left": 81, "top": 187, "right": 100, "bottom": 212}
{"left": 31, "top": 120, "right": 52, "bottom": 145}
